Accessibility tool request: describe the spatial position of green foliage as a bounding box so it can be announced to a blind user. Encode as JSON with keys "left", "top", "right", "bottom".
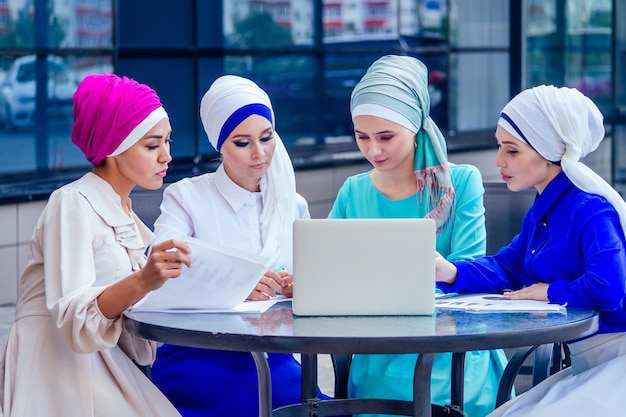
{"left": 232, "top": 11, "right": 293, "bottom": 48}
{"left": 0, "top": 3, "right": 66, "bottom": 48}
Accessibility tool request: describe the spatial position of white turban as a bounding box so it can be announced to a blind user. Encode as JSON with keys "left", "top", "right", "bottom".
{"left": 498, "top": 85, "right": 626, "bottom": 237}
{"left": 200, "top": 75, "right": 296, "bottom": 269}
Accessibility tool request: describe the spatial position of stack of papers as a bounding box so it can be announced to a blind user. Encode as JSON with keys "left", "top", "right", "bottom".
{"left": 131, "top": 237, "right": 278, "bottom": 313}
{"left": 435, "top": 293, "right": 564, "bottom": 312}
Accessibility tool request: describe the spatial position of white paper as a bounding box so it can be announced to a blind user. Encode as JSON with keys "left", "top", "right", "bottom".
{"left": 131, "top": 236, "right": 270, "bottom": 312}
{"left": 435, "top": 293, "right": 564, "bottom": 312}
{"left": 132, "top": 298, "right": 288, "bottom": 314}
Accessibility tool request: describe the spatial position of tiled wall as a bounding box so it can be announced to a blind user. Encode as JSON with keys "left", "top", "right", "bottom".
{"left": 0, "top": 200, "right": 47, "bottom": 304}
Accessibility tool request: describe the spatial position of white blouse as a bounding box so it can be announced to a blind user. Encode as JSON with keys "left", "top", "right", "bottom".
{"left": 0, "top": 172, "right": 180, "bottom": 417}
{"left": 154, "top": 164, "right": 310, "bottom": 271}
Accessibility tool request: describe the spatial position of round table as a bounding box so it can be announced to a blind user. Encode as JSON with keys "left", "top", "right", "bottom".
{"left": 124, "top": 301, "right": 598, "bottom": 417}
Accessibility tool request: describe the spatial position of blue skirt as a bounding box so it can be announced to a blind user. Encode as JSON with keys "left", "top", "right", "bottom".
{"left": 152, "top": 344, "right": 326, "bottom": 417}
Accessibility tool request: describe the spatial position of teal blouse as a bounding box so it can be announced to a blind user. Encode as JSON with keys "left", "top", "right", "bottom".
{"left": 329, "top": 163, "right": 486, "bottom": 261}
{"left": 328, "top": 163, "right": 508, "bottom": 417}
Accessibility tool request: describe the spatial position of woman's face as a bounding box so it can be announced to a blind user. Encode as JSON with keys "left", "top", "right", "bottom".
{"left": 353, "top": 115, "right": 416, "bottom": 174}
{"left": 220, "top": 114, "right": 276, "bottom": 192}
{"left": 114, "top": 118, "right": 172, "bottom": 190}
{"left": 494, "top": 125, "right": 561, "bottom": 194}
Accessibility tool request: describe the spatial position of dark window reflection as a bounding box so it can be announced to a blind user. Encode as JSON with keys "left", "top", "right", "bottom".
{"left": 223, "top": 1, "right": 313, "bottom": 47}
{"left": 525, "top": 0, "right": 612, "bottom": 114}
{"left": 224, "top": 55, "right": 317, "bottom": 146}
{"left": 0, "top": 0, "right": 34, "bottom": 48}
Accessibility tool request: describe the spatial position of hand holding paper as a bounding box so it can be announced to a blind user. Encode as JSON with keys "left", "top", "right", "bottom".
{"left": 132, "top": 236, "right": 270, "bottom": 312}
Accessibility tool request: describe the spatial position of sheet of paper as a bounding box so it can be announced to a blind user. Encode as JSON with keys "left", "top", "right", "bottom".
{"left": 131, "top": 236, "right": 269, "bottom": 312}
{"left": 435, "top": 293, "right": 564, "bottom": 312}
{"left": 131, "top": 298, "right": 287, "bottom": 314}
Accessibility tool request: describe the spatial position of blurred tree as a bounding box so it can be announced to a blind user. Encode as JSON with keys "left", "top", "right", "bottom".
{"left": 233, "top": 11, "right": 292, "bottom": 48}
{"left": 0, "top": 2, "right": 65, "bottom": 48}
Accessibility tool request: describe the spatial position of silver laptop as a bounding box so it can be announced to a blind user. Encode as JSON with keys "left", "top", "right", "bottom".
{"left": 292, "top": 218, "right": 436, "bottom": 316}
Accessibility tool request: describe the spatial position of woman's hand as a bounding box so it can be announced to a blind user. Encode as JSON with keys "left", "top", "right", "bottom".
{"left": 247, "top": 270, "right": 290, "bottom": 300}
{"left": 277, "top": 270, "right": 293, "bottom": 298}
{"left": 138, "top": 239, "right": 192, "bottom": 292}
{"left": 97, "top": 239, "right": 191, "bottom": 319}
{"left": 435, "top": 251, "right": 458, "bottom": 285}
{"left": 503, "top": 283, "right": 549, "bottom": 302}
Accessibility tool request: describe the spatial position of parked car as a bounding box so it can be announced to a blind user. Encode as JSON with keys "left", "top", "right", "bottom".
{"left": 0, "top": 55, "right": 77, "bottom": 130}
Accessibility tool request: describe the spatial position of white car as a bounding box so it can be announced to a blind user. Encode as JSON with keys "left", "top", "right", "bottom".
{"left": 0, "top": 55, "right": 76, "bottom": 130}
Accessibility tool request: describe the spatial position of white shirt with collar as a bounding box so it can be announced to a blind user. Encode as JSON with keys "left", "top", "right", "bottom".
{"left": 153, "top": 164, "right": 310, "bottom": 271}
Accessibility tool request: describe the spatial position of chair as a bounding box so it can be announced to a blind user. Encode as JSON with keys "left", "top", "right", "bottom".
{"left": 129, "top": 184, "right": 169, "bottom": 231}
{"left": 482, "top": 182, "right": 536, "bottom": 255}
{"left": 496, "top": 343, "right": 571, "bottom": 406}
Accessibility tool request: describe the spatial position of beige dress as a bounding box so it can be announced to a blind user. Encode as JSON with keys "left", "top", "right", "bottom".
{"left": 0, "top": 173, "right": 180, "bottom": 417}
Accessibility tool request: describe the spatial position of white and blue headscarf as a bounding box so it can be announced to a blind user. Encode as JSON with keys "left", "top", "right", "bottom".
{"left": 200, "top": 75, "right": 296, "bottom": 267}
{"left": 498, "top": 85, "right": 626, "bottom": 237}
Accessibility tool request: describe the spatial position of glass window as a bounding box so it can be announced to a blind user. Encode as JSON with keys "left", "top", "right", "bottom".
{"left": 223, "top": 55, "right": 318, "bottom": 147}
{"left": 449, "top": 52, "right": 509, "bottom": 132}
{"left": 450, "top": 0, "right": 509, "bottom": 48}
{"left": 323, "top": 0, "right": 398, "bottom": 41}
{"left": 525, "top": 0, "right": 612, "bottom": 114}
{"left": 118, "top": 0, "right": 193, "bottom": 48}
{"left": 0, "top": 0, "right": 34, "bottom": 48}
{"left": 224, "top": 0, "right": 313, "bottom": 48}
{"left": 447, "top": 0, "right": 509, "bottom": 132}
{"left": 617, "top": 0, "right": 626, "bottom": 112}
{"left": 52, "top": 0, "right": 112, "bottom": 48}
{"left": 0, "top": 54, "right": 112, "bottom": 173}
{"left": 614, "top": 125, "right": 626, "bottom": 195}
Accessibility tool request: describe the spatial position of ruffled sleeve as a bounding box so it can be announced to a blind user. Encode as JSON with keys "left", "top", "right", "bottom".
{"left": 42, "top": 184, "right": 155, "bottom": 361}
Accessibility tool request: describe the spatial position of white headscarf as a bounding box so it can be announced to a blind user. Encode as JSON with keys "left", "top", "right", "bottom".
{"left": 498, "top": 85, "right": 626, "bottom": 237}
{"left": 200, "top": 75, "right": 296, "bottom": 269}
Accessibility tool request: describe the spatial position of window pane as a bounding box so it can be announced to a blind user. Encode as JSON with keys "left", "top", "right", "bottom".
{"left": 0, "top": 54, "right": 112, "bottom": 173}
{"left": 450, "top": 52, "right": 509, "bottom": 132}
{"left": 566, "top": 0, "right": 612, "bottom": 113}
{"left": 119, "top": 0, "right": 193, "bottom": 48}
{"left": 526, "top": 0, "right": 562, "bottom": 88}
{"left": 0, "top": 0, "right": 34, "bottom": 48}
{"left": 50, "top": 0, "right": 113, "bottom": 48}
{"left": 614, "top": 126, "right": 626, "bottom": 195}
{"left": 224, "top": 55, "right": 317, "bottom": 147}
{"left": 617, "top": 0, "right": 626, "bottom": 112}
{"left": 450, "top": 0, "right": 508, "bottom": 48}
{"left": 224, "top": 0, "right": 313, "bottom": 48}
{"left": 525, "top": 0, "right": 612, "bottom": 114}
{"left": 400, "top": 0, "right": 447, "bottom": 39}
{"left": 323, "top": 0, "right": 398, "bottom": 41}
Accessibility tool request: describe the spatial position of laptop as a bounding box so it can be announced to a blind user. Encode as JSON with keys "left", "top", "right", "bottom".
{"left": 292, "top": 218, "right": 436, "bottom": 316}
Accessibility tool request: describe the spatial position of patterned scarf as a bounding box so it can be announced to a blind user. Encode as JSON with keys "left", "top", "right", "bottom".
{"left": 351, "top": 55, "right": 455, "bottom": 232}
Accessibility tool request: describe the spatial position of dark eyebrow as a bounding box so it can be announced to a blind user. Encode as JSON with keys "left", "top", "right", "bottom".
{"left": 355, "top": 129, "right": 395, "bottom": 135}
{"left": 142, "top": 133, "right": 169, "bottom": 140}
{"left": 232, "top": 127, "right": 273, "bottom": 140}
{"left": 497, "top": 139, "right": 520, "bottom": 147}
{"left": 231, "top": 134, "right": 252, "bottom": 140}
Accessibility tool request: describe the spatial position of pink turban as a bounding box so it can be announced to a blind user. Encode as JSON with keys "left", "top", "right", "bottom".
{"left": 71, "top": 73, "right": 166, "bottom": 165}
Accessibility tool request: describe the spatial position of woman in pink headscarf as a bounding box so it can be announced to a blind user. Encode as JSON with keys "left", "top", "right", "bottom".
{"left": 0, "top": 73, "right": 191, "bottom": 417}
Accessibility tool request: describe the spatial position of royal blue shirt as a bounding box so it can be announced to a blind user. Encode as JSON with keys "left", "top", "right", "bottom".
{"left": 439, "top": 172, "right": 626, "bottom": 334}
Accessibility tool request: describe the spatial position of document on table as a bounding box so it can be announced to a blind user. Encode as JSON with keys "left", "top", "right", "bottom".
{"left": 435, "top": 293, "right": 564, "bottom": 312}
{"left": 131, "top": 236, "right": 273, "bottom": 313}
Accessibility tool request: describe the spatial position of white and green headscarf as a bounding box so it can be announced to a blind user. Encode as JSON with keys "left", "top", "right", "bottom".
{"left": 350, "top": 55, "right": 455, "bottom": 232}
